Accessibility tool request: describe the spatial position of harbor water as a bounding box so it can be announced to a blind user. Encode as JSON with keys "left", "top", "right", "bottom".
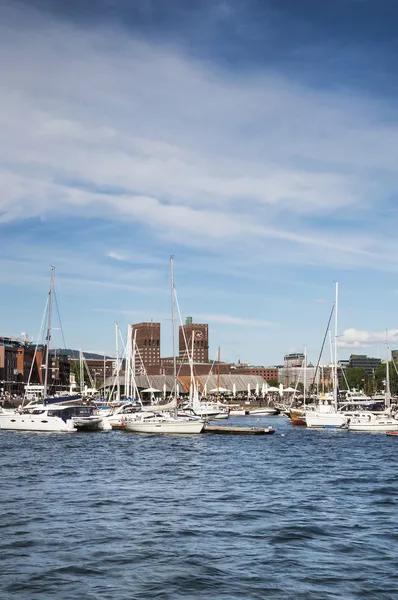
{"left": 1, "top": 416, "right": 398, "bottom": 599}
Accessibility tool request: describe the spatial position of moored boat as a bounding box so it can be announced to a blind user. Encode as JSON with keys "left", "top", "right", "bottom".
{"left": 348, "top": 413, "right": 398, "bottom": 432}
{"left": 289, "top": 408, "right": 306, "bottom": 426}
{"left": 124, "top": 412, "right": 204, "bottom": 434}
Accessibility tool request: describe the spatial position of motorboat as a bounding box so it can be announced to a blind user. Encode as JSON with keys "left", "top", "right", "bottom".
{"left": 0, "top": 404, "right": 110, "bottom": 432}
{"left": 124, "top": 412, "right": 205, "bottom": 434}
{"left": 0, "top": 404, "right": 77, "bottom": 432}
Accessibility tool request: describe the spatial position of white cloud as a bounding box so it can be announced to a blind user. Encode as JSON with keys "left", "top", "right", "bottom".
{"left": 0, "top": 3, "right": 398, "bottom": 271}
{"left": 339, "top": 328, "right": 398, "bottom": 349}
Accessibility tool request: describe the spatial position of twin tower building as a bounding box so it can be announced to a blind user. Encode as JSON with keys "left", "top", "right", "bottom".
{"left": 132, "top": 318, "right": 209, "bottom": 372}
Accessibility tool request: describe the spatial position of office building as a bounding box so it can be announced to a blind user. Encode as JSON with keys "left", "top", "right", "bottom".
{"left": 348, "top": 354, "right": 381, "bottom": 375}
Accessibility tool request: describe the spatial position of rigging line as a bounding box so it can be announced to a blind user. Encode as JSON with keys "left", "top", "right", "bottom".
{"left": 312, "top": 302, "right": 335, "bottom": 389}
{"left": 25, "top": 296, "right": 49, "bottom": 406}
{"left": 53, "top": 288, "right": 67, "bottom": 349}
{"left": 173, "top": 288, "right": 197, "bottom": 397}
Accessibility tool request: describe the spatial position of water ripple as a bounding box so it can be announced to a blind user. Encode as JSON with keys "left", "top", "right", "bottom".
{"left": 1, "top": 417, "right": 397, "bottom": 599}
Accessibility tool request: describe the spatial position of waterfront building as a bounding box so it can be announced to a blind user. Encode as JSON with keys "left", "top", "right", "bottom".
{"left": 230, "top": 363, "right": 279, "bottom": 382}
{"left": 277, "top": 364, "right": 332, "bottom": 391}
{"left": 0, "top": 337, "right": 20, "bottom": 394}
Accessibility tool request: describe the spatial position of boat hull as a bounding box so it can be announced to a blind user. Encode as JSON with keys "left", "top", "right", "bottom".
{"left": 125, "top": 419, "right": 204, "bottom": 434}
{"left": 249, "top": 408, "right": 278, "bottom": 416}
{"left": 290, "top": 409, "right": 306, "bottom": 426}
{"left": 72, "top": 416, "right": 107, "bottom": 431}
{"left": 349, "top": 422, "right": 398, "bottom": 432}
{"left": 305, "top": 412, "right": 347, "bottom": 429}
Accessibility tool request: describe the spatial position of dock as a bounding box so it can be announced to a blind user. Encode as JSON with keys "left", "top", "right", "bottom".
{"left": 204, "top": 425, "right": 275, "bottom": 435}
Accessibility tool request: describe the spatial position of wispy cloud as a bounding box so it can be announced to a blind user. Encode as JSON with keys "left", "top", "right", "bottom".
{"left": 195, "top": 314, "right": 275, "bottom": 327}
{"left": 1, "top": 3, "right": 398, "bottom": 272}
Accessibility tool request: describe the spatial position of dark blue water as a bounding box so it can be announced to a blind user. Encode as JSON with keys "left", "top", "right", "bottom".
{"left": 1, "top": 416, "right": 398, "bottom": 600}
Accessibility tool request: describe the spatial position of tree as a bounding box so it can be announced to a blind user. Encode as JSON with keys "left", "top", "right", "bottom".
{"left": 344, "top": 367, "right": 367, "bottom": 390}
{"left": 374, "top": 361, "right": 398, "bottom": 395}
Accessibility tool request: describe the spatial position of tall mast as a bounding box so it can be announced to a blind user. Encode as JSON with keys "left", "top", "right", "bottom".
{"left": 333, "top": 282, "right": 339, "bottom": 410}
{"left": 170, "top": 256, "right": 177, "bottom": 398}
{"left": 115, "top": 322, "right": 120, "bottom": 402}
{"left": 303, "top": 346, "right": 307, "bottom": 408}
{"left": 79, "top": 349, "right": 84, "bottom": 395}
{"left": 217, "top": 346, "right": 221, "bottom": 401}
{"left": 386, "top": 336, "right": 391, "bottom": 410}
{"left": 103, "top": 352, "right": 106, "bottom": 400}
{"left": 43, "top": 266, "right": 55, "bottom": 400}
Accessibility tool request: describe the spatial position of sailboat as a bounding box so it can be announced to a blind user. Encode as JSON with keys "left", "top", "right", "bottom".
{"left": 305, "top": 283, "right": 348, "bottom": 429}
{"left": 125, "top": 257, "right": 204, "bottom": 434}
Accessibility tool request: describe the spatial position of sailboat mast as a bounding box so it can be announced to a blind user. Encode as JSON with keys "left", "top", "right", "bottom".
{"left": 333, "top": 282, "right": 339, "bottom": 410}
{"left": 115, "top": 322, "right": 120, "bottom": 402}
{"left": 303, "top": 346, "right": 307, "bottom": 408}
{"left": 170, "top": 256, "right": 177, "bottom": 398}
{"left": 217, "top": 346, "right": 221, "bottom": 400}
{"left": 386, "top": 338, "right": 391, "bottom": 410}
{"left": 79, "top": 349, "right": 84, "bottom": 395}
{"left": 103, "top": 352, "right": 106, "bottom": 400}
{"left": 43, "top": 266, "right": 55, "bottom": 400}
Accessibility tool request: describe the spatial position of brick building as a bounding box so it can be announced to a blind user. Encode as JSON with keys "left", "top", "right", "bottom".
{"left": 179, "top": 318, "right": 208, "bottom": 363}
{"left": 131, "top": 322, "right": 161, "bottom": 371}
{"left": 231, "top": 365, "right": 279, "bottom": 381}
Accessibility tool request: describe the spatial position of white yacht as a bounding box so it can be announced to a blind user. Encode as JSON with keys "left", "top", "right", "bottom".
{"left": 0, "top": 403, "right": 111, "bottom": 433}
{"left": 0, "top": 404, "right": 75, "bottom": 433}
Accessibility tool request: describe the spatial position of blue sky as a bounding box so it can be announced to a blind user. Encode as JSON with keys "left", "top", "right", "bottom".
{"left": 1, "top": 0, "right": 398, "bottom": 364}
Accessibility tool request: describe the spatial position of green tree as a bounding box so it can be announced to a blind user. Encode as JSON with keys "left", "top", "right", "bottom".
{"left": 69, "top": 360, "right": 92, "bottom": 388}
{"left": 374, "top": 361, "right": 398, "bottom": 395}
{"left": 344, "top": 367, "right": 367, "bottom": 390}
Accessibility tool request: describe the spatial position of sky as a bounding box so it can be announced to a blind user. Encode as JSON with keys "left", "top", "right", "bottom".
{"left": 1, "top": 0, "right": 398, "bottom": 364}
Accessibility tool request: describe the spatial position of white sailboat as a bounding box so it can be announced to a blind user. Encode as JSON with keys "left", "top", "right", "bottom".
{"left": 125, "top": 257, "right": 204, "bottom": 435}
{"left": 306, "top": 283, "right": 348, "bottom": 429}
